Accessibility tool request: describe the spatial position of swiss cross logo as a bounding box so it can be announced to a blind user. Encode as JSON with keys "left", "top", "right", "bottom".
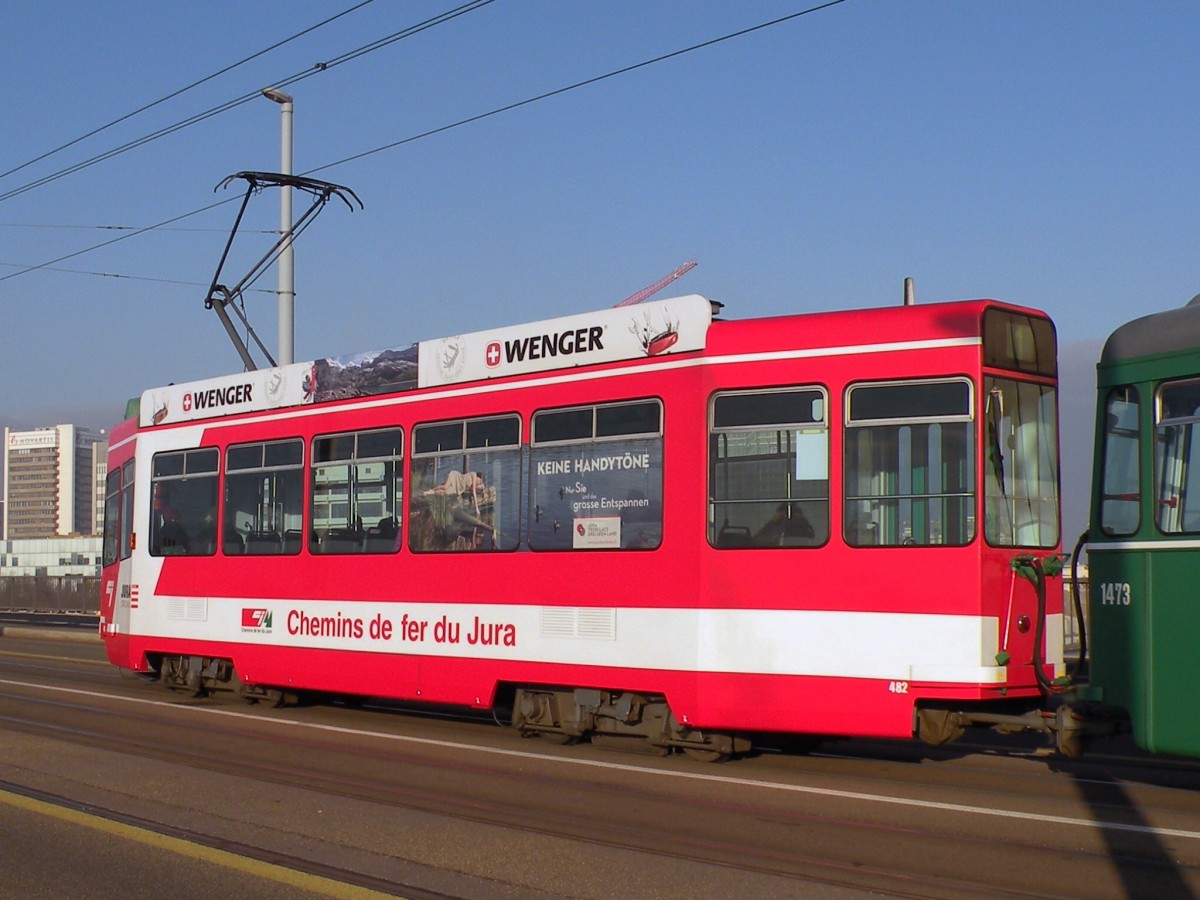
{"left": 485, "top": 341, "right": 502, "bottom": 368}
{"left": 241, "top": 608, "right": 273, "bottom": 632}
{"left": 182, "top": 393, "right": 193, "bottom": 412}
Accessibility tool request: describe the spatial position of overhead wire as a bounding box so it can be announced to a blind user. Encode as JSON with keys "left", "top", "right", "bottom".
{"left": 0, "top": 0, "right": 849, "bottom": 287}
{"left": 0, "top": 0, "right": 379, "bottom": 184}
{"left": 0, "top": 0, "right": 498, "bottom": 285}
{"left": 0, "top": 261, "right": 272, "bottom": 292}
{"left": 0, "top": 223, "right": 272, "bottom": 233}
{"left": 0, "top": 0, "right": 497, "bottom": 206}
{"left": 311, "top": 0, "right": 849, "bottom": 175}
{"left": 0, "top": 197, "right": 235, "bottom": 284}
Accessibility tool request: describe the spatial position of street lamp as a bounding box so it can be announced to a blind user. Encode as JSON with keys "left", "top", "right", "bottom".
{"left": 262, "top": 87, "right": 294, "bottom": 366}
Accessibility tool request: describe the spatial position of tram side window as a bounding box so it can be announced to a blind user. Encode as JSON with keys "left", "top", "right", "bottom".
{"left": 1155, "top": 380, "right": 1200, "bottom": 534}
{"left": 846, "top": 380, "right": 975, "bottom": 547}
{"left": 1099, "top": 387, "right": 1140, "bottom": 536}
{"left": 224, "top": 439, "right": 304, "bottom": 555}
{"left": 708, "top": 389, "right": 828, "bottom": 549}
{"left": 120, "top": 460, "right": 135, "bottom": 560}
{"left": 311, "top": 428, "right": 404, "bottom": 554}
{"left": 102, "top": 470, "right": 121, "bottom": 567}
{"left": 409, "top": 415, "right": 521, "bottom": 552}
{"left": 149, "top": 448, "right": 219, "bottom": 556}
{"left": 529, "top": 400, "right": 664, "bottom": 551}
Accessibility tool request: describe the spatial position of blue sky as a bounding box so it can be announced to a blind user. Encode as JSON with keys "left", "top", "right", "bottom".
{"left": 2, "top": 1, "right": 1198, "bottom": 534}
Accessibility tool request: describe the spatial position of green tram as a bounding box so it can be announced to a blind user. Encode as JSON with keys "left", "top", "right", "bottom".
{"left": 1086, "top": 295, "right": 1200, "bottom": 756}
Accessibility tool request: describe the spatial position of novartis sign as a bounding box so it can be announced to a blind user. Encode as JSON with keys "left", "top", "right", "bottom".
{"left": 8, "top": 431, "right": 58, "bottom": 450}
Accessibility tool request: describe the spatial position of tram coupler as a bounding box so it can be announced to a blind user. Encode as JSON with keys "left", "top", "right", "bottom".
{"left": 1011, "top": 553, "right": 1066, "bottom": 581}
{"left": 1051, "top": 701, "right": 1122, "bottom": 757}
{"left": 923, "top": 699, "right": 1122, "bottom": 758}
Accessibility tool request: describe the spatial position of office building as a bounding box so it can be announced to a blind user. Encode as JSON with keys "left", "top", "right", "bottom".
{"left": 2, "top": 425, "right": 108, "bottom": 539}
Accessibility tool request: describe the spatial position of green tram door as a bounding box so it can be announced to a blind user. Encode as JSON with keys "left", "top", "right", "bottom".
{"left": 1089, "top": 301, "right": 1200, "bottom": 757}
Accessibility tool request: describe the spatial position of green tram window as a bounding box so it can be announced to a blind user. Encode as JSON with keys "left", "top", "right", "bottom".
{"left": 708, "top": 388, "right": 828, "bottom": 549}
{"left": 846, "top": 379, "right": 974, "bottom": 547}
{"left": 1155, "top": 380, "right": 1200, "bottom": 534}
{"left": 1099, "top": 387, "right": 1140, "bottom": 536}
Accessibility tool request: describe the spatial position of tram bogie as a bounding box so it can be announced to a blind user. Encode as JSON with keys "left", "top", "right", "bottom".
{"left": 154, "top": 653, "right": 238, "bottom": 698}
{"left": 510, "top": 686, "right": 753, "bottom": 759}
{"left": 153, "top": 652, "right": 306, "bottom": 707}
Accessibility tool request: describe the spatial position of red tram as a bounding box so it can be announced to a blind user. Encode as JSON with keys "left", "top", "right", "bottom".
{"left": 99, "top": 294, "right": 1065, "bottom": 758}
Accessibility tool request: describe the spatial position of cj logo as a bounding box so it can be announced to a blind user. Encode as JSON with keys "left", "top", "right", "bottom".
{"left": 241, "top": 608, "right": 273, "bottom": 630}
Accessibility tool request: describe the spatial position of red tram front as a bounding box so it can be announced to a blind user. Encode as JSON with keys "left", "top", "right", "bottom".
{"left": 99, "top": 294, "right": 1062, "bottom": 757}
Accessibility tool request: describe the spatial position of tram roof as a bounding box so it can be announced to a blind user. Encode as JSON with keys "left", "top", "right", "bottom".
{"left": 136, "top": 293, "right": 1042, "bottom": 430}
{"left": 140, "top": 294, "right": 715, "bottom": 428}
{"left": 1101, "top": 295, "right": 1200, "bottom": 367}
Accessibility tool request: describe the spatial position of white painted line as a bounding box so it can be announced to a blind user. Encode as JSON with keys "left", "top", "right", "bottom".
{"left": 3, "top": 677, "right": 1197, "bottom": 842}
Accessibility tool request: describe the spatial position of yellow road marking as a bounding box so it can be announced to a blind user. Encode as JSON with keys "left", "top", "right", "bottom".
{"left": 0, "top": 788, "right": 396, "bottom": 899}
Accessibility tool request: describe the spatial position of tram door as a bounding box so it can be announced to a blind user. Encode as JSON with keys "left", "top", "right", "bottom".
{"left": 1142, "top": 380, "right": 1200, "bottom": 756}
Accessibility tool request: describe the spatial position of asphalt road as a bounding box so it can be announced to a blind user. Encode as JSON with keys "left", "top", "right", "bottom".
{"left": 1, "top": 628, "right": 1199, "bottom": 899}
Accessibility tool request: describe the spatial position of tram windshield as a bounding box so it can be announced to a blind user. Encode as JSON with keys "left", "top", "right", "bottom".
{"left": 983, "top": 378, "right": 1059, "bottom": 547}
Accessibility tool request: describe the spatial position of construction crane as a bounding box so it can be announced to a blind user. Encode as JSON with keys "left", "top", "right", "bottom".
{"left": 614, "top": 259, "right": 697, "bottom": 307}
